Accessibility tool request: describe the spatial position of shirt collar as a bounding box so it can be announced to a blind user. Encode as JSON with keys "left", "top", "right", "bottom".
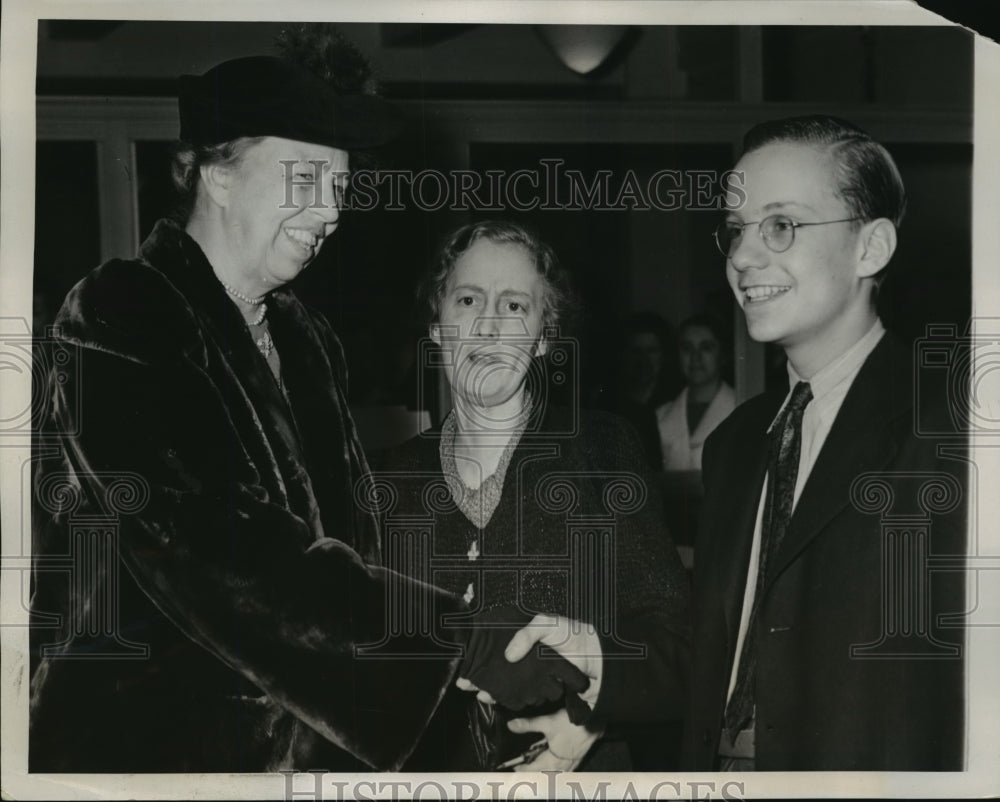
{"left": 771, "top": 319, "right": 886, "bottom": 431}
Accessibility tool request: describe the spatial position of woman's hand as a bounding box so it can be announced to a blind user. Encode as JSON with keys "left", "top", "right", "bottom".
{"left": 507, "top": 709, "right": 602, "bottom": 772}
{"left": 455, "top": 675, "right": 495, "bottom": 704}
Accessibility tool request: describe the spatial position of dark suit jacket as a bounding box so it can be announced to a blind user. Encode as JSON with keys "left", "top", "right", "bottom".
{"left": 684, "top": 334, "right": 967, "bottom": 770}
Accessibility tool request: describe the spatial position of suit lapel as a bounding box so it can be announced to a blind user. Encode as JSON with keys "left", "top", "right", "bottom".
{"left": 766, "top": 336, "right": 911, "bottom": 589}
{"left": 691, "top": 384, "right": 732, "bottom": 446}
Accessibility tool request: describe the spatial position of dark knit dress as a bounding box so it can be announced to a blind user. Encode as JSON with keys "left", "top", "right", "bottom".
{"left": 382, "top": 402, "right": 691, "bottom": 770}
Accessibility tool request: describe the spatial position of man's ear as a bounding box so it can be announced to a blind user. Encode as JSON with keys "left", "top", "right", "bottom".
{"left": 856, "top": 218, "right": 897, "bottom": 279}
{"left": 430, "top": 323, "right": 442, "bottom": 346}
{"left": 534, "top": 336, "right": 548, "bottom": 358}
{"left": 199, "top": 163, "right": 233, "bottom": 208}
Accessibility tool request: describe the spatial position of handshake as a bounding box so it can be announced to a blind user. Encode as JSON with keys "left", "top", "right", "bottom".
{"left": 454, "top": 606, "right": 597, "bottom": 725}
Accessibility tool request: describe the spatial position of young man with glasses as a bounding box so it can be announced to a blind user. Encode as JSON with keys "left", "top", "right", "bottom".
{"left": 683, "top": 115, "right": 966, "bottom": 770}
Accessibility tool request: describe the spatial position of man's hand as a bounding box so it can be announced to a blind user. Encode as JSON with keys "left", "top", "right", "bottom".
{"left": 507, "top": 709, "right": 602, "bottom": 772}
{"left": 504, "top": 614, "right": 603, "bottom": 709}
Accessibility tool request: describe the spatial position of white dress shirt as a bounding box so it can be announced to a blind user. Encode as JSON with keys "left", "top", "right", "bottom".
{"left": 726, "top": 320, "right": 887, "bottom": 703}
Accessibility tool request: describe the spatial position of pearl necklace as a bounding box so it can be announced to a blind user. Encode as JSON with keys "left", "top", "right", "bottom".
{"left": 217, "top": 279, "right": 274, "bottom": 359}
{"left": 221, "top": 281, "right": 265, "bottom": 306}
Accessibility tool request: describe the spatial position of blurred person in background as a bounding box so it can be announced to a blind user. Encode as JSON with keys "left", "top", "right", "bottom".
{"left": 657, "top": 313, "right": 735, "bottom": 472}
{"left": 656, "top": 313, "right": 735, "bottom": 555}
{"left": 601, "top": 311, "right": 683, "bottom": 470}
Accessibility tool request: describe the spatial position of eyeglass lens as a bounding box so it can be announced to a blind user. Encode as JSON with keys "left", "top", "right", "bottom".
{"left": 715, "top": 215, "right": 796, "bottom": 256}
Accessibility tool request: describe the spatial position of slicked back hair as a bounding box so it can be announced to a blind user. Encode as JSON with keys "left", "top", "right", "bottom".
{"left": 742, "top": 115, "right": 907, "bottom": 230}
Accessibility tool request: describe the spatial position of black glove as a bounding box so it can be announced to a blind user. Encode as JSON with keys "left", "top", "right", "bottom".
{"left": 458, "top": 606, "right": 591, "bottom": 720}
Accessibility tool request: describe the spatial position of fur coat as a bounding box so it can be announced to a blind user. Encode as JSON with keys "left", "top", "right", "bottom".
{"left": 30, "top": 219, "right": 465, "bottom": 773}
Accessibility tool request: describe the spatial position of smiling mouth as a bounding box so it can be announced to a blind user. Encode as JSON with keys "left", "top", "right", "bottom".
{"left": 466, "top": 348, "right": 532, "bottom": 370}
{"left": 284, "top": 227, "right": 322, "bottom": 256}
{"left": 743, "top": 285, "right": 791, "bottom": 303}
{"left": 468, "top": 351, "right": 504, "bottom": 364}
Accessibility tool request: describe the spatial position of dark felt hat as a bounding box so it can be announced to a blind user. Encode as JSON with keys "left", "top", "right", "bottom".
{"left": 178, "top": 55, "right": 400, "bottom": 149}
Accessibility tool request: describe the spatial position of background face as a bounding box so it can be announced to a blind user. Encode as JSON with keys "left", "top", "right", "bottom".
{"left": 679, "top": 324, "right": 721, "bottom": 388}
{"left": 433, "top": 238, "right": 547, "bottom": 412}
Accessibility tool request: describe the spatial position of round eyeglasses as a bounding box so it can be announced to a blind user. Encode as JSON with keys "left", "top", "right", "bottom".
{"left": 713, "top": 214, "right": 862, "bottom": 257}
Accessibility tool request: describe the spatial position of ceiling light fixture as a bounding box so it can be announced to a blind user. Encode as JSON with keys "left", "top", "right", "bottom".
{"left": 536, "top": 25, "right": 631, "bottom": 76}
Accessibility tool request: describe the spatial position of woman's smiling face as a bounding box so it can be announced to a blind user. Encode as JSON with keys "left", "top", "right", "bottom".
{"left": 220, "top": 136, "right": 348, "bottom": 291}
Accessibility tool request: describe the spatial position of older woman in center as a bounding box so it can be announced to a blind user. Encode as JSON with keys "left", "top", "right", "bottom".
{"left": 383, "top": 220, "right": 690, "bottom": 771}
